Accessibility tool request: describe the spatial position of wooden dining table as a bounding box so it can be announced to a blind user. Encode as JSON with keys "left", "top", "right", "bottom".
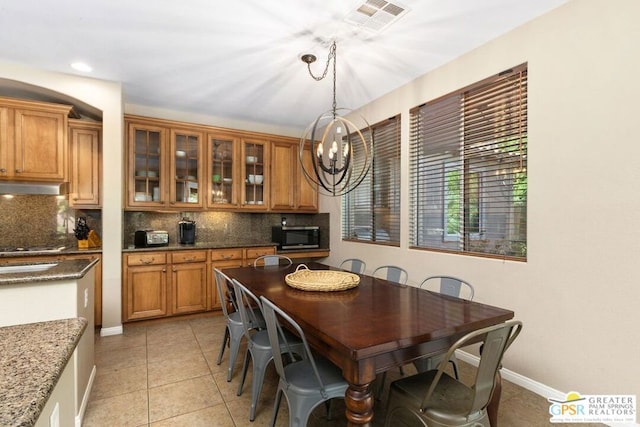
{"left": 223, "top": 262, "right": 514, "bottom": 426}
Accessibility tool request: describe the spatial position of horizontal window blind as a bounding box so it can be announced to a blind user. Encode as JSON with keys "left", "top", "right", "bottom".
{"left": 343, "top": 115, "right": 401, "bottom": 245}
{"left": 409, "top": 64, "right": 527, "bottom": 260}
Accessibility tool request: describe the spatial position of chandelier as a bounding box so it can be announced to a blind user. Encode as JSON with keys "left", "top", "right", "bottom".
{"left": 299, "top": 41, "right": 372, "bottom": 196}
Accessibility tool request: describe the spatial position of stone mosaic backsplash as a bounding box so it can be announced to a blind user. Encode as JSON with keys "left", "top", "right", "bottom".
{"left": 0, "top": 194, "right": 329, "bottom": 249}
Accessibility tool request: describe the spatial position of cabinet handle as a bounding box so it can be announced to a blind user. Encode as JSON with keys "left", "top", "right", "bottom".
{"left": 15, "top": 169, "right": 22, "bottom": 173}
{"left": 172, "top": 268, "right": 176, "bottom": 272}
{"left": 183, "top": 257, "right": 195, "bottom": 261}
{"left": 141, "top": 257, "right": 154, "bottom": 264}
{"left": 0, "top": 168, "right": 6, "bottom": 172}
{"left": 162, "top": 268, "right": 166, "bottom": 273}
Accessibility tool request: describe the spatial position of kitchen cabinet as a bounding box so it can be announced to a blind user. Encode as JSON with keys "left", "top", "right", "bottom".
{"left": 125, "top": 118, "right": 204, "bottom": 210}
{"left": 209, "top": 248, "right": 244, "bottom": 310}
{"left": 170, "top": 250, "right": 208, "bottom": 314}
{"left": 244, "top": 246, "right": 276, "bottom": 266}
{"left": 207, "top": 133, "right": 240, "bottom": 209}
{"left": 123, "top": 252, "right": 168, "bottom": 321}
{"left": 269, "top": 139, "right": 318, "bottom": 212}
{"left": 69, "top": 120, "right": 101, "bottom": 208}
{"left": 241, "top": 138, "right": 268, "bottom": 209}
{"left": 0, "top": 97, "right": 72, "bottom": 181}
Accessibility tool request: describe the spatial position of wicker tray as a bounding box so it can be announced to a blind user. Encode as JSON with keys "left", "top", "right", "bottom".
{"left": 285, "top": 264, "right": 360, "bottom": 292}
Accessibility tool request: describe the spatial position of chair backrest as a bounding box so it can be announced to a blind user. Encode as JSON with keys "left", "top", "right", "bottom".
{"left": 260, "top": 296, "right": 328, "bottom": 391}
{"left": 340, "top": 258, "right": 366, "bottom": 274}
{"left": 213, "top": 268, "right": 238, "bottom": 318}
{"left": 422, "top": 320, "right": 523, "bottom": 414}
{"left": 253, "top": 254, "right": 293, "bottom": 267}
{"left": 372, "top": 265, "right": 408, "bottom": 285}
{"left": 419, "top": 275, "right": 475, "bottom": 300}
{"left": 230, "top": 279, "right": 265, "bottom": 339}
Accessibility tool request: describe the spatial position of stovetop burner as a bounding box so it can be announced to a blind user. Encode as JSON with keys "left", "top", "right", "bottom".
{"left": 0, "top": 246, "right": 66, "bottom": 254}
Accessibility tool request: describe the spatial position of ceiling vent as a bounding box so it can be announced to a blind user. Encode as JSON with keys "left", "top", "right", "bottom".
{"left": 344, "top": 0, "right": 409, "bottom": 34}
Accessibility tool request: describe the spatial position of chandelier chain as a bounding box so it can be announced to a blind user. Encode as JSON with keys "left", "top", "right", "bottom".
{"left": 306, "top": 41, "right": 338, "bottom": 118}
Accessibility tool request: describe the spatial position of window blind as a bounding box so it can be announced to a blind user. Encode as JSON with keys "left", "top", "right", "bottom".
{"left": 343, "top": 115, "right": 401, "bottom": 245}
{"left": 409, "top": 64, "right": 527, "bottom": 260}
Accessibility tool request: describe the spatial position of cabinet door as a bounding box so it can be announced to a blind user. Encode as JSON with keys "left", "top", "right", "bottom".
{"left": 127, "top": 122, "right": 167, "bottom": 208}
{"left": 124, "top": 264, "right": 168, "bottom": 321}
{"left": 169, "top": 128, "right": 204, "bottom": 208}
{"left": 207, "top": 133, "right": 239, "bottom": 209}
{"left": 69, "top": 121, "right": 101, "bottom": 208}
{"left": 13, "top": 107, "right": 68, "bottom": 180}
{"left": 244, "top": 246, "right": 276, "bottom": 266}
{"left": 297, "top": 144, "right": 319, "bottom": 211}
{"left": 171, "top": 262, "right": 208, "bottom": 314}
{"left": 269, "top": 140, "right": 296, "bottom": 211}
{"left": 241, "top": 139, "right": 268, "bottom": 209}
{"left": 0, "top": 107, "right": 10, "bottom": 178}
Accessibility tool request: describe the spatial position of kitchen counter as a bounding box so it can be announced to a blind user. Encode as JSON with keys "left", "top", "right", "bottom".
{"left": 0, "top": 247, "right": 102, "bottom": 259}
{"left": 123, "top": 240, "right": 281, "bottom": 252}
{"left": 0, "top": 317, "right": 87, "bottom": 427}
{"left": 0, "top": 258, "right": 99, "bottom": 286}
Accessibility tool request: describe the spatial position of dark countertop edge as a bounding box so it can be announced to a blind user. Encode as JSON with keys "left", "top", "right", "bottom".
{"left": 0, "top": 247, "right": 102, "bottom": 259}
{"left": 123, "top": 242, "right": 284, "bottom": 252}
{"left": 0, "top": 318, "right": 87, "bottom": 427}
{"left": 0, "top": 258, "right": 99, "bottom": 286}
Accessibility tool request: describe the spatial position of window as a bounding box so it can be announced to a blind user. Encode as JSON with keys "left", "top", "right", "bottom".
{"left": 342, "top": 115, "right": 401, "bottom": 245}
{"left": 409, "top": 64, "right": 527, "bottom": 260}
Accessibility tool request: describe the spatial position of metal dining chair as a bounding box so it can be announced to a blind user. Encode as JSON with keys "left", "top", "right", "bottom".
{"left": 372, "top": 265, "right": 408, "bottom": 285}
{"left": 384, "top": 320, "right": 523, "bottom": 427}
{"left": 253, "top": 254, "right": 293, "bottom": 267}
{"left": 213, "top": 268, "right": 264, "bottom": 382}
{"left": 339, "top": 258, "right": 366, "bottom": 274}
{"left": 232, "top": 279, "right": 305, "bottom": 421}
{"left": 415, "top": 275, "right": 475, "bottom": 379}
{"left": 260, "top": 295, "right": 348, "bottom": 427}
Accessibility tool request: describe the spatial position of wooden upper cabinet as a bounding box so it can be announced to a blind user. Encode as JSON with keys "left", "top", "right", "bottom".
{"left": 0, "top": 97, "right": 71, "bottom": 181}
{"left": 69, "top": 120, "right": 101, "bottom": 208}
{"left": 206, "top": 133, "right": 240, "bottom": 209}
{"left": 240, "top": 138, "right": 268, "bottom": 209}
{"left": 270, "top": 138, "right": 318, "bottom": 212}
{"left": 126, "top": 118, "right": 205, "bottom": 210}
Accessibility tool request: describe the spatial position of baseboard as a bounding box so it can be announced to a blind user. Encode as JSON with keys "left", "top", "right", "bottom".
{"left": 99, "top": 324, "right": 123, "bottom": 336}
{"left": 75, "top": 364, "right": 96, "bottom": 427}
{"left": 455, "top": 351, "right": 640, "bottom": 427}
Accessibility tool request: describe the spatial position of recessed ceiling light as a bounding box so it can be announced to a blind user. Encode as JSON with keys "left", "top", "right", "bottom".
{"left": 71, "top": 62, "right": 92, "bottom": 73}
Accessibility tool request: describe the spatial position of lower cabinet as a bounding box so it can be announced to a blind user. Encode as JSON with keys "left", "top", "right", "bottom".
{"left": 123, "top": 246, "right": 278, "bottom": 322}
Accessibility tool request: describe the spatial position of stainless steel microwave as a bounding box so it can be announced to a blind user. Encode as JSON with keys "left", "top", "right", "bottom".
{"left": 272, "top": 226, "right": 320, "bottom": 250}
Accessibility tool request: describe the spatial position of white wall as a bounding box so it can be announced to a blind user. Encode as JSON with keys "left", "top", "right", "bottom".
{"left": 0, "top": 62, "right": 124, "bottom": 332}
{"left": 323, "top": 0, "right": 640, "bottom": 399}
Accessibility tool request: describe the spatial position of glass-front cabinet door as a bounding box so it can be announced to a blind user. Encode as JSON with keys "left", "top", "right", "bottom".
{"left": 129, "top": 123, "right": 166, "bottom": 208}
{"left": 207, "top": 133, "right": 238, "bottom": 208}
{"left": 170, "top": 128, "right": 204, "bottom": 208}
{"left": 241, "top": 138, "right": 268, "bottom": 209}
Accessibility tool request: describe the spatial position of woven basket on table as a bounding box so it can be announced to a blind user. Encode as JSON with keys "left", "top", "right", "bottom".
{"left": 285, "top": 264, "right": 360, "bottom": 292}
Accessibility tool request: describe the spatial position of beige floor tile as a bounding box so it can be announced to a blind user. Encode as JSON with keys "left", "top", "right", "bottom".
{"left": 148, "top": 350, "right": 211, "bottom": 388}
{"left": 83, "top": 389, "right": 148, "bottom": 427}
{"left": 95, "top": 344, "right": 147, "bottom": 371}
{"left": 147, "top": 337, "right": 202, "bottom": 364}
{"left": 91, "top": 364, "right": 148, "bottom": 400}
{"left": 146, "top": 319, "right": 196, "bottom": 345}
{"left": 148, "top": 374, "right": 223, "bottom": 423}
{"left": 95, "top": 325, "right": 147, "bottom": 353}
{"left": 149, "top": 404, "right": 235, "bottom": 427}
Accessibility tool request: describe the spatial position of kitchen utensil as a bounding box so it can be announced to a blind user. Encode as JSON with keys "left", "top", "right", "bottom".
{"left": 255, "top": 174, "right": 263, "bottom": 184}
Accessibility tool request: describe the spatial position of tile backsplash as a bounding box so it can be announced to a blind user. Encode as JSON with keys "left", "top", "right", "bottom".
{"left": 0, "top": 195, "right": 101, "bottom": 248}
{"left": 123, "top": 211, "right": 330, "bottom": 249}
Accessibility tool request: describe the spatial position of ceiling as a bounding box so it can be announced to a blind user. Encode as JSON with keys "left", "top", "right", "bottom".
{"left": 0, "top": 0, "right": 566, "bottom": 129}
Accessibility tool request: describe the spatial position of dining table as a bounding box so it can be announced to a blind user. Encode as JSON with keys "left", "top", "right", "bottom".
{"left": 223, "top": 262, "right": 515, "bottom": 426}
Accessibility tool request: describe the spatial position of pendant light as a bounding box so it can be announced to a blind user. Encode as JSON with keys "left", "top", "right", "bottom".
{"left": 299, "top": 41, "right": 372, "bottom": 196}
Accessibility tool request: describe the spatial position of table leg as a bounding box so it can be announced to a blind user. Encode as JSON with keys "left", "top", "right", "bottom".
{"left": 345, "top": 383, "right": 374, "bottom": 426}
{"left": 487, "top": 370, "right": 502, "bottom": 427}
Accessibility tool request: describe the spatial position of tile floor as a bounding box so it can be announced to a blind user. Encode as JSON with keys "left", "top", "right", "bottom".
{"left": 83, "top": 314, "right": 603, "bottom": 426}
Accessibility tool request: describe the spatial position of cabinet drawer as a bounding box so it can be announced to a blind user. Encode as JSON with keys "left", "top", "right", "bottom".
{"left": 210, "top": 248, "right": 243, "bottom": 262}
{"left": 126, "top": 253, "right": 166, "bottom": 266}
{"left": 171, "top": 250, "right": 207, "bottom": 264}
{"left": 245, "top": 246, "right": 276, "bottom": 259}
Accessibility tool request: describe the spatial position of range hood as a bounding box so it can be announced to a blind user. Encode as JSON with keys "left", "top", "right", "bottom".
{"left": 0, "top": 181, "right": 68, "bottom": 195}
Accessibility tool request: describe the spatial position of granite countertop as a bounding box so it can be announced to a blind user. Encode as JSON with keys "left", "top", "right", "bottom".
{"left": 0, "top": 258, "right": 99, "bottom": 286}
{"left": 122, "top": 240, "right": 280, "bottom": 252}
{"left": 0, "top": 246, "right": 102, "bottom": 259}
{"left": 0, "top": 318, "right": 87, "bottom": 427}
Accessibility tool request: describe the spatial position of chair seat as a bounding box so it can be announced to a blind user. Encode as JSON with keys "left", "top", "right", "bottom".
{"left": 283, "top": 358, "right": 347, "bottom": 395}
